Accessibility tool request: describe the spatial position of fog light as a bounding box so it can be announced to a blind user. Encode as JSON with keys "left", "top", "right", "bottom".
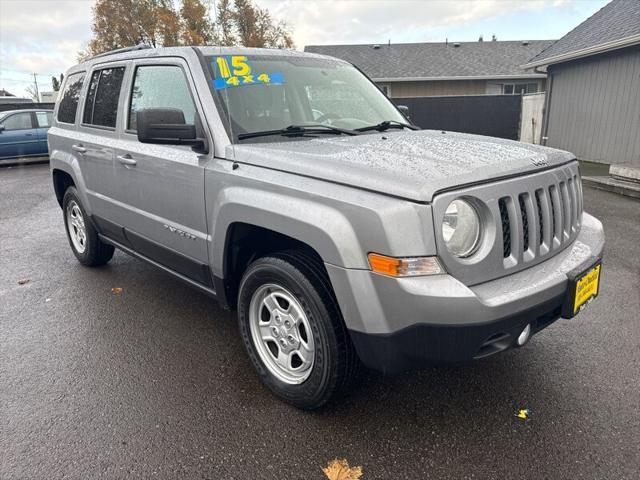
{"left": 517, "top": 324, "right": 531, "bottom": 346}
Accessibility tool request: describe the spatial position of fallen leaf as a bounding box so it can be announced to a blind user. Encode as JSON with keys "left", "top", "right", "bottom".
{"left": 17, "top": 279, "right": 30, "bottom": 285}
{"left": 516, "top": 408, "right": 532, "bottom": 420}
{"left": 111, "top": 287, "right": 123, "bottom": 294}
{"left": 323, "top": 458, "right": 363, "bottom": 480}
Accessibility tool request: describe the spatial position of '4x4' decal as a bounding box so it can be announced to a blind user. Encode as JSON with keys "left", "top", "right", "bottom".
{"left": 213, "top": 55, "right": 285, "bottom": 90}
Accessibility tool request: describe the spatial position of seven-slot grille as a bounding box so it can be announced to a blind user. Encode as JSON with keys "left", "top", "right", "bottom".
{"left": 498, "top": 173, "right": 583, "bottom": 267}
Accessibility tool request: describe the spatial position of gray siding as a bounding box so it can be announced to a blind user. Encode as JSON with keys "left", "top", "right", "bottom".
{"left": 546, "top": 46, "right": 640, "bottom": 167}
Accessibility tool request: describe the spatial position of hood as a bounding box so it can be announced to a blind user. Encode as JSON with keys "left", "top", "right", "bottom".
{"left": 229, "top": 130, "right": 575, "bottom": 202}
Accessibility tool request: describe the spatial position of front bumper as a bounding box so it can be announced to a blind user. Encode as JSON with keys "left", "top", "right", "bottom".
{"left": 326, "top": 213, "right": 605, "bottom": 373}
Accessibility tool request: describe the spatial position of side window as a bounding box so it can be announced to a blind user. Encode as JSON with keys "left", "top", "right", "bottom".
{"left": 36, "top": 112, "right": 52, "bottom": 128}
{"left": 82, "top": 67, "right": 126, "bottom": 128}
{"left": 1, "top": 112, "right": 33, "bottom": 130}
{"left": 128, "top": 65, "right": 196, "bottom": 131}
{"left": 57, "top": 72, "right": 85, "bottom": 124}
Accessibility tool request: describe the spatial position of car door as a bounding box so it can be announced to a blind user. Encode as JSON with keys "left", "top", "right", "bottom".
{"left": 34, "top": 111, "right": 53, "bottom": 156}
{"left": 0, "top": 111, "right": 39, "bottom": 159}
{"left": 111, "top": 59, "right": 212, "bottom": 286}
{"left": 75, "top": 64, "right": 127, "bottom": 226}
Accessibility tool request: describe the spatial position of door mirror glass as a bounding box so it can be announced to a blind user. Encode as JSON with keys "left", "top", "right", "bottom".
{"left": 136, "top": 108, "right": 202, "bottom": 148}
{"left": 0, "top": 125, "right": 5, "bottom": 132}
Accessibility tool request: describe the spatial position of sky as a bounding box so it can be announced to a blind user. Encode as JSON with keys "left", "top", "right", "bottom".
{"left": 0, "top": 0, "right": 610, "bottom": 98}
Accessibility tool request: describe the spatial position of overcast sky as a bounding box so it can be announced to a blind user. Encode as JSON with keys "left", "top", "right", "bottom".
{"left": 0, "top": 0, "right": 609, "bottom": 97}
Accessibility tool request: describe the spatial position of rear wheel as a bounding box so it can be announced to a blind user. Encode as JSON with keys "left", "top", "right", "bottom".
{"left": 237, "top": 251, "right": 359, "bottom": 409}
{"left": 62, "top": 187, "right": 114, "bottom": 266}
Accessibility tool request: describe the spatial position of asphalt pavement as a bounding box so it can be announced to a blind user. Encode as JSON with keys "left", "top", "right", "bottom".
{"left": 1, "top": 164, "right": 639, "bottom": 479}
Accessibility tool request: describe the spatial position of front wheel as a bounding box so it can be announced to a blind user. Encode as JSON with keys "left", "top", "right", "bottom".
{"left": 237, "top": 251, "right": 359, "bottom": 409}
{"left": 62, "top": 186, "right": 114, "bottom": 266}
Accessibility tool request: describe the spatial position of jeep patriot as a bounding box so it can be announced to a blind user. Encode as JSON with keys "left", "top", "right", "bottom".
{"left": 49, "top": 46, "right": 605, "bottom": 409}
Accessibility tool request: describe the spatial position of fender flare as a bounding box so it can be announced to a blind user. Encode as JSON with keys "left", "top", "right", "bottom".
{"left": 210, "top": 186, "right": 367, "bottom": 277}
{"left": 49, "top": 151, "right": 92, "bottom": 214}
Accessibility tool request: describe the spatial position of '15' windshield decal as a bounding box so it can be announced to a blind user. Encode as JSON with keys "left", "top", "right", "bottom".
{"left": 213, "top": 56, "right": 285, "bottom": 90}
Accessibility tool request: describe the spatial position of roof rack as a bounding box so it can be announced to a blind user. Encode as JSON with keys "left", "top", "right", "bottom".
{"left": 90, "top": 44, "right": 152, "bottom": 60}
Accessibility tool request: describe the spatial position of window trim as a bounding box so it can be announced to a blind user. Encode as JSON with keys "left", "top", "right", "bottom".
{"left": 56, "top": 71, "right": 86, "bottom": 126}
{"left": 123, "top": 60, "right": 201, "bottom": 137}
{"left": 0, "top": 111, "right": 35, "bottom": 131}
{"left": 502, "top": 81, "right": 539, "bottom": 95}
{"left": 80, "top": 63, "right": 128, "bottom": 131}
{"left": 377, "top": 84, "right": 391, "bottom": 97}
{"left": 35, "top": 111, "right": 53, "bottom": 128}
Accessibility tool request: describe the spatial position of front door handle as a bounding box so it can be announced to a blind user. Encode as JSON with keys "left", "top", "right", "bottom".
{"left": 117, "top": 154, "right": 137, "bottom": 166}
{"left": 71, "top": 144, "right": 86, "bottom": 153}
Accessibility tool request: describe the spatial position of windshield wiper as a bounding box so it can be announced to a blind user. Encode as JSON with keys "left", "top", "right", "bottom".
{"left": 237, "top": 124, "right": 359, "bottom": 141}
{"left": 355, "top": 120, "right": 419, "bottom": 133}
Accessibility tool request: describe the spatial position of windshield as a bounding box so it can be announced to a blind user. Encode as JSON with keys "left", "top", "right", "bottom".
{"left": 206, "top": 54, "right": 407, "bottom": 142}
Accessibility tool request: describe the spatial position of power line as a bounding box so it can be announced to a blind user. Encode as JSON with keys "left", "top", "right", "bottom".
{"left": 0, "top": 67, "right": 62, "bottom": 77}
{"left": 0, "top": 78, "right": 33, "bottom": 84}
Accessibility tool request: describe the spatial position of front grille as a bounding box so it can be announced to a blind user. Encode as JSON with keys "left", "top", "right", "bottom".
{"left": 434, "top": 162, "right": 583, "bottom": 286}
{"left": 518, "top": 194, "right": 529, "bottom": 252}
{"left": 498, "top": 198, "right": 511, "bottom": 258}
{"left": 498, "top": 171, "right": 582, "bottom": 266}
{"left": 535, "top": 190, "right": 544, "bottom": 247}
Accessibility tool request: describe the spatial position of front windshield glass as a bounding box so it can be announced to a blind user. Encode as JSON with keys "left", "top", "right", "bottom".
{"left": 206, "top": 54, "right": 407, "bottom": 142}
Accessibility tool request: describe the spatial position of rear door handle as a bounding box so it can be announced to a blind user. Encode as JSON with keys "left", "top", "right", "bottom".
{"left": 117, "top": 154, "right": 137, "bottom": 166}
{"left": 71, "top": 144, "right": 86, "bottom": 153}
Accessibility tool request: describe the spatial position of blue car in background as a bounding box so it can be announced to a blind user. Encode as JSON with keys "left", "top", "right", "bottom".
{"left": 0, "top": 109, "right": 53, "bottom": 160}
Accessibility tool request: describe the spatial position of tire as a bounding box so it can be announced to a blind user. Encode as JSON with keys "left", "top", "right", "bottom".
{"left": 62, "top": 186, "right": 114, "bottom": 266}
{"left": 237, "top": 251, "right": 359, "bottom": 409}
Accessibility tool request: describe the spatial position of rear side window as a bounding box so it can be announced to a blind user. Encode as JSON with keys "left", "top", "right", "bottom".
{"left": 83, "top": 67, "right": 126, "bottom": 128}
{"left": 128, "top": 65, "right": 196, "bottom": 131}
{"left": 36, "top": 112, "right": 53, "bottom": 127}
{"left": 57, "top": 72, "right": 85, "bottom": 124}
{"left": 1, "top": 112, "right": 33, "bottom": 130}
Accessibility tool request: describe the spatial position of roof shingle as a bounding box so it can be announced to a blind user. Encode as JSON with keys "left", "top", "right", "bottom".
{"left": 304, "top": 40, "right": 553, "bottom": 80}
{"left": 528, "top": 0, "right": 640, "bottom": 65}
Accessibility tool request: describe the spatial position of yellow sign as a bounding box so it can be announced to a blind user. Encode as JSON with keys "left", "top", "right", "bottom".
{"left": 213, "top": 56, "right": 284, "bottom": 90}
{"left": 573, "top": 264, "right": 601, "bottom": 314}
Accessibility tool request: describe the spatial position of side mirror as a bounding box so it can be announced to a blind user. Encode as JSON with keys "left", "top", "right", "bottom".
{"left": 0, "top": 125, "right": 5, "bottom": 133}
{"left": 136, "top": 108, "right": 205, "bottom": 150}
{"left": 397, "top": 105, "right": 410, "bottom": 120}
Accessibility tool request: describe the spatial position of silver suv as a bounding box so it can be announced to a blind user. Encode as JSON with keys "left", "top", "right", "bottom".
{"left": 49, "top": 46, "right": 604, "bottom": 409}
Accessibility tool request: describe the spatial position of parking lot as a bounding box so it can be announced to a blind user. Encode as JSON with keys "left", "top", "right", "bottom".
{"left": 1, "top": 163, "right": 638, "bottom": 479}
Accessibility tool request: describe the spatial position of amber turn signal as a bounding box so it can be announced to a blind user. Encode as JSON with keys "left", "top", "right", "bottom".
{"left": 367, "top": 253, "right": 444, "bottom": 277}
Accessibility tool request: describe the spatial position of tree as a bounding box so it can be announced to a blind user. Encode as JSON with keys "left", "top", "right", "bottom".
{"left": 181, "top": 0, "right": 214, "bottom": 45}
{"left": 51, "top": 75, "right": 62, "bottom": 92}
{"left": 82, "top": 0, "right": 294, "bottom": 58}
{"left": 216, "top": 0, "right": 236, "bottom": 46}
{"left": 25, "top": 85, "right": 39, "bottom": 102}
{"left": 218, "top": 0, "right": 293, "bottom": 49}
{"left": 84, "top": 0, "right": 204, "bottom": 56}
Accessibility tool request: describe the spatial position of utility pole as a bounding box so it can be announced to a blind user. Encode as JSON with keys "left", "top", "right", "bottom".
{"left": 32, "top": 73, "right": 40, "bottom": 102}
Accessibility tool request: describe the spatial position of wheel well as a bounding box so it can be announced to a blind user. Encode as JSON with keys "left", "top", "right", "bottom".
{"left": 52, "top": 169, "right": 75, "bottom": 207}
{"left": 223, "top": 223, "right": 325, "bottom": 309}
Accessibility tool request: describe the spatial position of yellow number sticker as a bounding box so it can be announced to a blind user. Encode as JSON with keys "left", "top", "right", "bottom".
{"left": 216, "top": 57, "right": 231, "bottom": 78}
{"left": 213, "top": 57, "right": 284, "bottom": 90}
{"left": 231, "top": 56, "right": 251, "bottom": 76}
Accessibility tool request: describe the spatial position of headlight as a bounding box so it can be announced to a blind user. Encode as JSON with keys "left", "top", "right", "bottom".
{"left": 442, "top": 199, "right": 481, "bottom": 258}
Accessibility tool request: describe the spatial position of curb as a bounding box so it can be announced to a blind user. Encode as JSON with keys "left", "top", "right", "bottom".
{"left": 582, "top": 176, "right": 640, "bottom": 199}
